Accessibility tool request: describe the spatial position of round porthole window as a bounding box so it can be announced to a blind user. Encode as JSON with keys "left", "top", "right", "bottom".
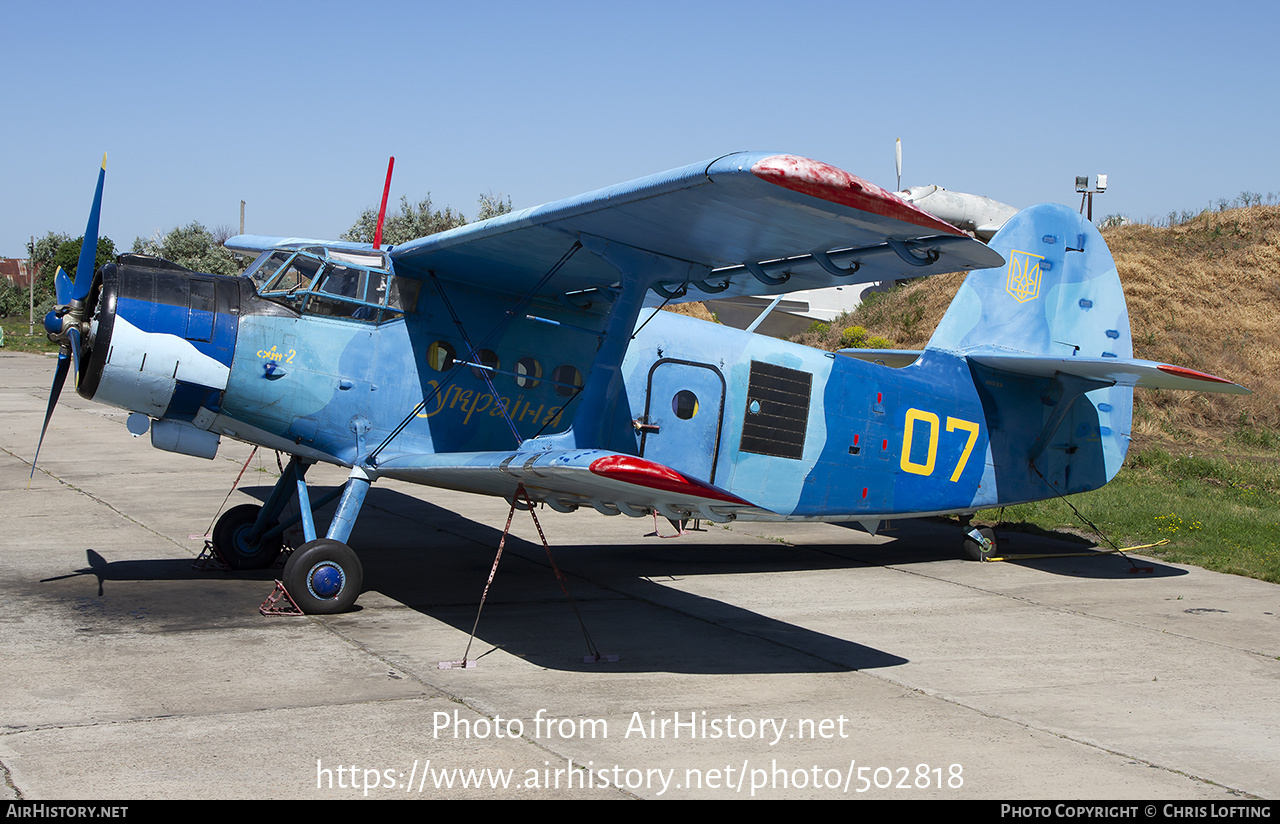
{"left": 552, "top": 364, "right": 583, "bottom": 397}
{"left": 427, "top": 341, "right": 455, "bottom": 372}
{"left": 673, "top": 390, "right": 699, "bottom": 419}
{"left": 470, "top": 349, "right": 499, "bottom": 380}
{"left": 515, "top": 356, "right": 542, "bottom": 388}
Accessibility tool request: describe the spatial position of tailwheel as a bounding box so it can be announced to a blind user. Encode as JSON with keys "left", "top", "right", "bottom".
{"left": 212, "top": 503, "right": 283, "bottom": 570}
{"left": 282, "top": 539, "right": 364, "bottom": 614}
{"left": 963, "top": 526, "right": 998, "bottom": 562}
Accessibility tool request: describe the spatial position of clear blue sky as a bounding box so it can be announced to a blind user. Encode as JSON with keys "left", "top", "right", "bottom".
{"left": 3, "top": 0, "right": 1277, "bottom": 257}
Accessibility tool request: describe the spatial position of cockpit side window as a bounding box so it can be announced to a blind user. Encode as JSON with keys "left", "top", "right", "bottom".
{"left": 309, "top": 264, "right": 371, "bottom": 318}
{"left": 248, "top": 251, "right": 299, "bottom": 289}
{"left": 254, "top": 248, "right": 416, "bottom": 323}
{"left": 259, "top": 253, "right": 322, "bottom": 299}
{"left": 384, "top": 276, "right": 420, "bottom": 319}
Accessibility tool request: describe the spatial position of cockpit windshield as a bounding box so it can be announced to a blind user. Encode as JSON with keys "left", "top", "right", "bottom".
{"left": 247, "top": 248, "right": 418, "bottom": 323}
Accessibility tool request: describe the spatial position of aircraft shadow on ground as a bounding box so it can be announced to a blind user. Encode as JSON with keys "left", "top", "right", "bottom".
{"left": 837, "top": 519, "right": 1192, "bottom": 581}
{"left": 35, "top": 484, "right": 1184, "bottom": 674}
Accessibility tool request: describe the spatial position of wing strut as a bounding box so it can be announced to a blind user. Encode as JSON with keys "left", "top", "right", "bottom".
{"left": 441, "top": 484, "right": 616, "bottom": 668}
{"left": 540, "top": 236, "right": 701, "bottom": 451}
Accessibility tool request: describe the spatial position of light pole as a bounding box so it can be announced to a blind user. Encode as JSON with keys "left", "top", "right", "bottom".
{"left": 1075, "top": 174, "right": 1108, "bottom": 221}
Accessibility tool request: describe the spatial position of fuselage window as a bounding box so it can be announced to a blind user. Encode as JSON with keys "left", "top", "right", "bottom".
{"left": 673, "top": 389, "right": 699, "bottom": 420}
{"left": 515, "top": 357, "right": 542, "bottom": 388}
{"left": 470, "top": 349, "right": 500, "bottom": 380}
{"left": 552, "top": 364, "right": 583, "bottom": 397}
{"left": 427, "top": 341, "right": 456, "bottom": 371}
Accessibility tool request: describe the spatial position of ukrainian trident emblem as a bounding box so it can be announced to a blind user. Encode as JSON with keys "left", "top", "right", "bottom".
{"left": 1005, "top": 250, "right": 1044, "bottom": 303}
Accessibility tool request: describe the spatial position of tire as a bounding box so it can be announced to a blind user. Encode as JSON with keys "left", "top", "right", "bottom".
{"left": 212, "top": 503, "right": 283, "bottom": 570}
{"left": 962, "top": 526, "right": 998, "bottom": 562}
{"left": 282, "top": 539, "right": 364, "bottom": 614}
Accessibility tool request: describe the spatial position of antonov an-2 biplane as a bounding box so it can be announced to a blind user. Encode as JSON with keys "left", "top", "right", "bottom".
{"left": 37, "top": 152, "right": 1248, "bottom": 614}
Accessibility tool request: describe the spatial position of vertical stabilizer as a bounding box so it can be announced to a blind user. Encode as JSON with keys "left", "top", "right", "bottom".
{"left": 928, "top": 204, "right": 1134, "bottom": 498}
{"left": 928, "top": 203, "right": 1130, "bottom": 362}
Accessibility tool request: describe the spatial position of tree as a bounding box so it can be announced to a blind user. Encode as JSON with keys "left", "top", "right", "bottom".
{"left": 341, "top": 195, "right": 467, "bottom": 246}
{"left": 341, "top": 192, "right": 512, "bottom": 246}
{"left": 476, "top": 191, "right": 513, "bottom": 222}
{"left": 26, "top": 232, "right": 71, "bottom": 302}
{"left": 39, "top": 235, "right": 116, "bottom": 297}
{"left": 132, "top": 222, "right": 240, "bottom": 276}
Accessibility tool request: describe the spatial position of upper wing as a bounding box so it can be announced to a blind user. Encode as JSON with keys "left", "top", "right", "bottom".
{"left": 387, "top": 152, "right": 1006, "bottom": 303}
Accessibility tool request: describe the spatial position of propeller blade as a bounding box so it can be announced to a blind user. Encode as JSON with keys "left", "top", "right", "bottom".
{"left": 895, "top": 138, "right": 902, "bottom": 191}
{"left": 31, "top": 353, "right": 71, "bottom": 480}
{"left": 54, "top": 266, "right": 74, "bottom": 305}
{"left": 71, "top": 154, "right": 106, "bottom": 303}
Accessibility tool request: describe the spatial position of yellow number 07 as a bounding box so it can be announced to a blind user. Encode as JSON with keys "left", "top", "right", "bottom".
{"left": 900, "top": 409, "right": 981, "bottom": 482}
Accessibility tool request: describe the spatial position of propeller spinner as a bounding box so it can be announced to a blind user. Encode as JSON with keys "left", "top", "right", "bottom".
{"left": 32, "top": 154, "right": 107, "bottom": 479}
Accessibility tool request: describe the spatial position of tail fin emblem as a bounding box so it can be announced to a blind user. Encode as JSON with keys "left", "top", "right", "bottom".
{"left": 1005, "top": 250, "right": 1044, "bottom": 303}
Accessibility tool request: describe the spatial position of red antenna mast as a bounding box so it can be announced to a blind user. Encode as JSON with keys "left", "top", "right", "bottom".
{"left": 373, "top": 156, "right": 395, "bottom": 249}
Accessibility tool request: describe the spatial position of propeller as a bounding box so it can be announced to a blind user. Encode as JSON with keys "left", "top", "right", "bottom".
{"left": 32, "top": 154, "right": 106, "bottom": 481}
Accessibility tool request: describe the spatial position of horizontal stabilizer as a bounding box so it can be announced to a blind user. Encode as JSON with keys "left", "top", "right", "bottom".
{"left": 968, "top": 353, "right": 1251, "bottom": 395}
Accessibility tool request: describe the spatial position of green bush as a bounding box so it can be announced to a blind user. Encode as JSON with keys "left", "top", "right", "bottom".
{"left": 839, "top": 325, "right": 868, "bottom": 348}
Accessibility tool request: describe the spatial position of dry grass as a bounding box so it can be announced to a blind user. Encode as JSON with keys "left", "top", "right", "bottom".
{"left": 794, "top": 205, "right": 1280, "bottom": 445}
{"left": 1111, "top": 206, "right": 1280, "bottom": 436}
{"left": 662, "top": 301, "right": 718, "bottom": 323}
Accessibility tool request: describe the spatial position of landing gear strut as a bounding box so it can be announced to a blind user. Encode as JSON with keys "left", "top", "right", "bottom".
{"left": 282, "top": 539, "right": 364, "bottom": 614}
{"left": 215, "top": 457, "right": 373, "bottom": 614}
{"left": 962, "top": 525, "right": 998, "bottom": 562}
{"left": 212, "top": 503, "right": 284, "bottom": 570}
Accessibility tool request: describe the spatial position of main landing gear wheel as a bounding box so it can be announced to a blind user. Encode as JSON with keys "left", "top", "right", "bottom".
{"left": 212, "top": 503, "right": 283, "bottom": 570}
{"left": 282, "top": 539, "right": 364, "bottom": 614}
{"left": 963, "top": 526, "right": 998, "bottom": 562}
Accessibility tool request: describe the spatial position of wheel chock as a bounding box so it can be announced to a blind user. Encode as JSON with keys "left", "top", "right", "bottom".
{"left": 193, "top": 540, "right": 230, "bottom": 571}
{"left": 260, "top": 580, "right": 304, "bottom": 616}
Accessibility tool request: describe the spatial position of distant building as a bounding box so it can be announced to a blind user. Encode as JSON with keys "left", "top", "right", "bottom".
{"left": 0, "top": 258, "right": 32, "bottom": 288}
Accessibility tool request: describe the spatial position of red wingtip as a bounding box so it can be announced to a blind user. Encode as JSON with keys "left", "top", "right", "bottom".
{"left": 1155, "top": 364, "right": 1234, "bottom": 384}
{"left": 751, "top": 154, "right": 964, "bottom": 236}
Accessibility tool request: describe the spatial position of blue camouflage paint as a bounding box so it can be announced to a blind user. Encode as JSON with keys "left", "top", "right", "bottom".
{"left": 195, "top": 204, "right": 1146, "bottom": 520}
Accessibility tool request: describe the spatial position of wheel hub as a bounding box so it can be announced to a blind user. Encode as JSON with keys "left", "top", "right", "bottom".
{"left": 308, "top": 562, "right": 345, "bottom": 599}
